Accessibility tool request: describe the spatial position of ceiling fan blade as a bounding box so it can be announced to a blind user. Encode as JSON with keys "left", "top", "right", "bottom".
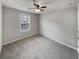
{"left": 33, "top": 4, "right": 40, "bottom": 8}
{"left": 41, "top": 6, "right": 47, "bottom": 8}
{"left": 33, "top": 4, "right": 39, "bottom": 7}
{"left": 40, "top": 9, "right": 44, "bottom": 11}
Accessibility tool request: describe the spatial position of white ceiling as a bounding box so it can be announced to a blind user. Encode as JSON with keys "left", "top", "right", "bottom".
{"left": 2, "top": 0, "right": 78, "bottom": 13}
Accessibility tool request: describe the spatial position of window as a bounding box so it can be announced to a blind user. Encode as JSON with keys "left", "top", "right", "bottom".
{"left": 20, "top": 15, "right": 30, "bottom": 32}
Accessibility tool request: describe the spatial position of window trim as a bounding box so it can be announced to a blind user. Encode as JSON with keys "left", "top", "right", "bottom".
{"left": 19, "top": 14, "right": 30, "bottom": 33}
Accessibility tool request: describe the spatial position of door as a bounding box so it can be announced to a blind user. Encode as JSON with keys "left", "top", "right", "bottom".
{"left": 0, "top": 0, "right": 2, "bottom": 53}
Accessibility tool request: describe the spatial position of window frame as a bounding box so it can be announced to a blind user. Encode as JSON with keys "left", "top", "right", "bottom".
{"left": 19, "top": 14, "right": 30, "bottom": 33}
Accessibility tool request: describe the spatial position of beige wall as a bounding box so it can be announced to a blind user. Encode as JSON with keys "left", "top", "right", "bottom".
{"left": 78, "top": 8, "right": 79, "bottom": 38}
{"left": 2, "top": 6, "right": 77, "bottom": 50}
{"left": 39, "top": 7, "right": 77, "bottom": 50}
{"left": 2, "top": 7, "right": 39, "bottom": 45}
{"left": 0, "top": 0, "right": 2, "bottom": 52}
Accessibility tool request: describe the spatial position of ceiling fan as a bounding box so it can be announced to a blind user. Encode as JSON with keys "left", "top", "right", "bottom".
{"left": 29, "top": 0, "right": 47, "bottom": 13}
{"left": 33, "top": 3, "right": 47, "bottom": 11}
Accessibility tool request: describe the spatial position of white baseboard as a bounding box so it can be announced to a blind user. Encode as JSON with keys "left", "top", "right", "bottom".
{"left": 2, "top": 33, "right": 77, "bottom": 51}
{"left": 39, "top": 33, "right": 77, "bottom": 51}
{"left": 2, "top": 33, "right": 38, "bottom": 46}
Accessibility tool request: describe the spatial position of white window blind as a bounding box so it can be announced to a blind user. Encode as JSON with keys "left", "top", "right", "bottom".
{"left": 20, "top": 15, "right": 30, "bottom": 32}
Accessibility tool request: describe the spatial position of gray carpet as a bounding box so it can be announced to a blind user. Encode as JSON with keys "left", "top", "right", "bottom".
{"left": 0, "top": 35, "right": 78, "bottom": 59}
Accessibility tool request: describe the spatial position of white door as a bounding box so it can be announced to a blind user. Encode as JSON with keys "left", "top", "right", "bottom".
{"left": 0, "top": 0, "right": 2, "bottom": 53}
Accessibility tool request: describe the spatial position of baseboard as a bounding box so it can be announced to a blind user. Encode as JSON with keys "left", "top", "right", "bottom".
{"left": 2, "top": 33, "right": 77, "bottom": 51}
{"left": 2, "top": 33, "right": 38, "bottom": 46}
{"left": 0, "top": 45, "right": 2, "bottom": 53}
{"left": 39, "top": 33, "right": 77, "bottom": 51}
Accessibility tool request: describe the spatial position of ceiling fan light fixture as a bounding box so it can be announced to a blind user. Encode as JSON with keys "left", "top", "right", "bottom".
{"left": 34, "top": 9, "right": 41, "bottom": 13}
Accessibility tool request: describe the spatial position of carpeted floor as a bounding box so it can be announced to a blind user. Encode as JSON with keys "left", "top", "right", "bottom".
{"left": 0, "top": 35, "right": 78, "bottom": 59}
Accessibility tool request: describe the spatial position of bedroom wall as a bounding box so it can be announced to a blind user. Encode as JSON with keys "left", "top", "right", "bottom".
{"left": 39, "top": 7, "right": 77, "bottom": 50}
{"left": 0, "top": 0, "right": 2, "bottom": 53}
{"left": 2, "top": 7, "right": 39, "bottom": 45}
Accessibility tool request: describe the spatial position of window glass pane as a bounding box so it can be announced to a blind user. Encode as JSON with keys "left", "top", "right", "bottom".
{"left": 20, "top": 15, "right": 30, "bottom": 32}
